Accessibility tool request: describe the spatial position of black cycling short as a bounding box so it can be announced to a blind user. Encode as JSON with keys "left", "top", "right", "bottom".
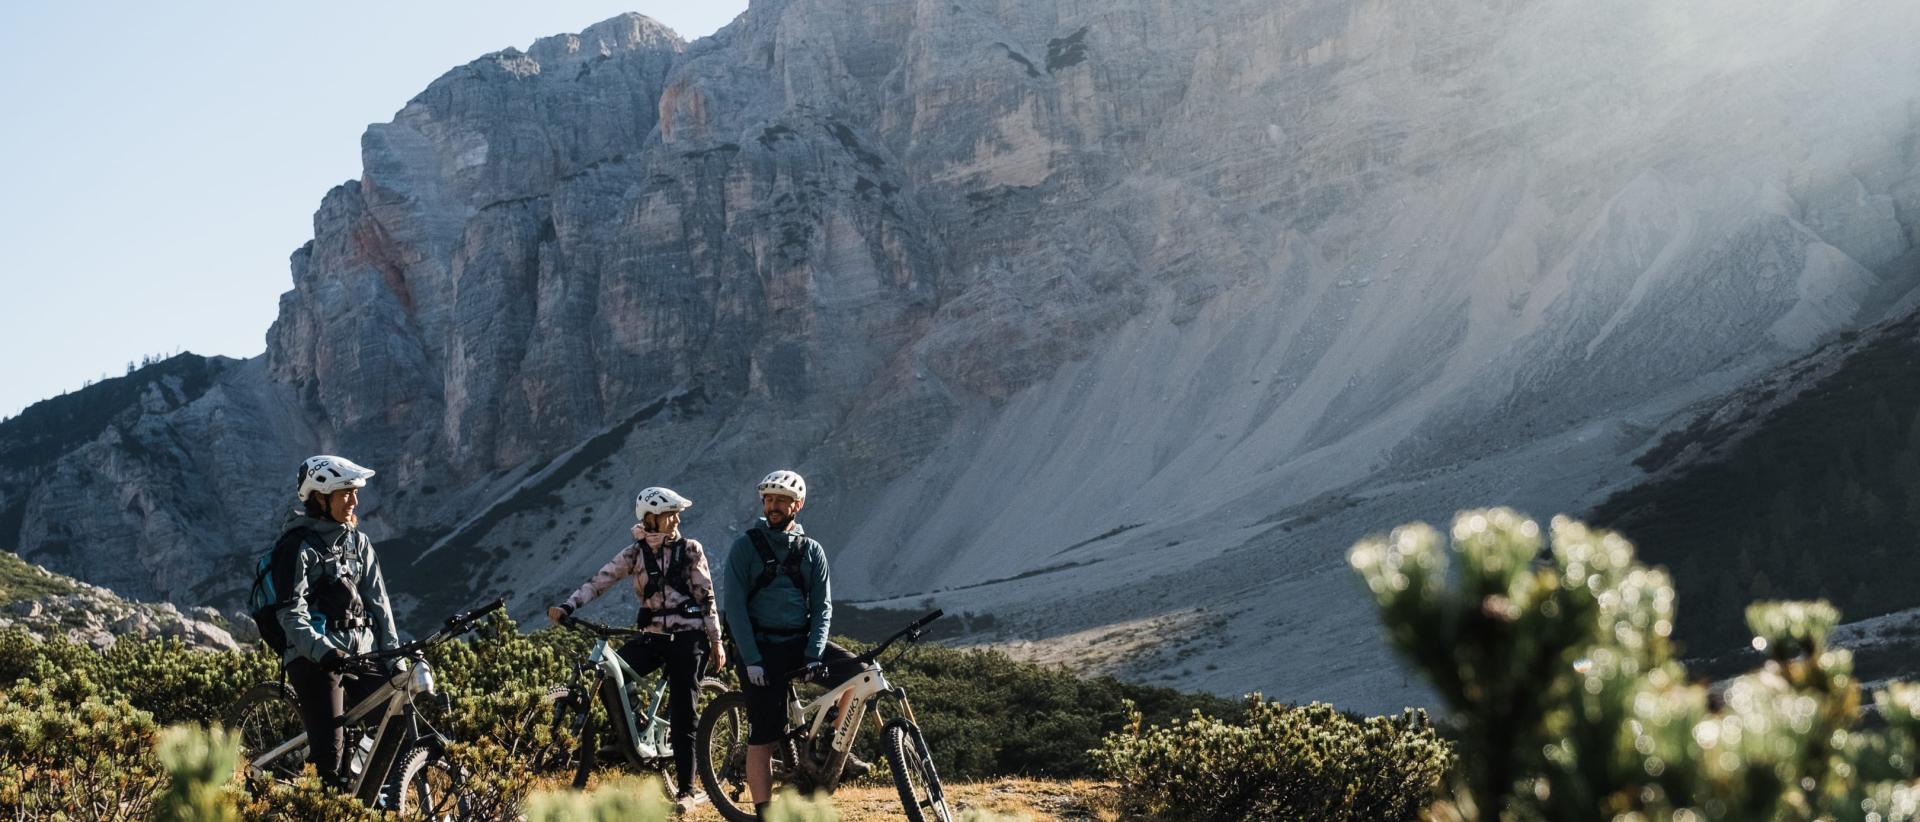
{"left": 739, "top": 638, "right": 864, "bottom": 745}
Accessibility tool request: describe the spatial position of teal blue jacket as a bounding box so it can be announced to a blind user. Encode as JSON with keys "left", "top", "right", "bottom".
{"left": 720, "top": 519, "right": 831, "bottom": 667}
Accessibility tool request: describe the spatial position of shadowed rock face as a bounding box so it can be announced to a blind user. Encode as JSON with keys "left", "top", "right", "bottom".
{"left": 6, "top": 1, "right": 1920, "bottom": 710}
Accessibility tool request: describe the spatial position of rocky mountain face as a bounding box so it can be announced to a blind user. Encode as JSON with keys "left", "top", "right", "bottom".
{"left": 4, "top": 0, "right": 1920, "bottom": 712}
{"left": 0, "top": 549, "right": 240, "bottom": 652}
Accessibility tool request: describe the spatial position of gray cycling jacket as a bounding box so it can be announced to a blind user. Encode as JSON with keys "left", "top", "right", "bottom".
{"left": 273, "top": 511, "right": 401, "bottom": 665}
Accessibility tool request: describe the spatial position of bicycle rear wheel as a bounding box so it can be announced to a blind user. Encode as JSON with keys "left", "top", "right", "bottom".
{"left": 226, "top": 681, "right": 307, "bottom": 781}
{"left": 883, "top": 718, "right": 953, "bottom": 822}
{"left": 697, "top": 690, "right": 800, "bottom": 822}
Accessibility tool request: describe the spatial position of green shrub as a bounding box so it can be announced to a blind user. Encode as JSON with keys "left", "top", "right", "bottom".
{"left": 0, "top": 605, "right": 1259, "bottom": 818}
{"left": 444, "top": 738, "right": 537, "bottom": 822}
{"left": 0, "top": 628, "right": 276, "bottom": 724}
{"left": 1349, "top": 508, "right": 1920, "bottom": 820}
{"left": 523, "top": 774, "right": 670, "bottom": 821}
{"left": 244, "top": 768, "right": 382, "bottom": 821}
{"left": 98, "top": 637, "right": 278, "bottom": 724}
{"left": 0, "top": 681, "right": 165, "bottom": 820}
{"left": 424, "top": 612, "right": 584, "bottom": 704}
{"left": 1095, "top": 696, "right": 1449, "bottom": 821}
{"left": 865, "top": 640, "right": 1241, "bottom": 780}
{"left": 156, "top": 725, "right": 246, "bottom": 822}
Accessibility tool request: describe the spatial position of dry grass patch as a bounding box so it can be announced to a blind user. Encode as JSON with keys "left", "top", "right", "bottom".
{"left": 533, "top": 774, "right": 1115, "bottom": 821}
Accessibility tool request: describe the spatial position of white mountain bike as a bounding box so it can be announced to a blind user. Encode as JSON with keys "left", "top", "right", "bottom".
{"left": 520, "top": 616, "right": 730, "bottom": 788}
{"left": 697, "top": 610, "right": 953, "bottom": 822}
{"left": 224, "top": 599, "right": 504, "bottom": 816}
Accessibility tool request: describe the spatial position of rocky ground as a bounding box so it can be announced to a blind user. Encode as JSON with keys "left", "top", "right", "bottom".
{"left": 0, "top": 549, "right": 242, "bottom": 651}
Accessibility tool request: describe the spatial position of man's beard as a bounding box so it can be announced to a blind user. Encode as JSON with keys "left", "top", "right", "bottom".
{"left": 766, "top": 510, "right": 788, "bottom": 527}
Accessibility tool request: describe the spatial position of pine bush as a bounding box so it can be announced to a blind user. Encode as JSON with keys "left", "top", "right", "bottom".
{"left": 0, "top": 628, "right": 276, "bottom": 724}
{"left": 0, "top": 681, "right": 165, "bottom": 820}
{"left": 1094, "top": 696, "right": 1449, "bottom": 820}
{"left": 155, "top": 725, "right": 246, "bottom": 822}
{"left": 1349, "top": 508, "right": 1920, "bottom": 820}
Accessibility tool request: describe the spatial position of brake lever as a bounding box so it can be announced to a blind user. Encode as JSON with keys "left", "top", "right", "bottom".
{"left": 342, "top": 659, "right": 388, "bottom": 680}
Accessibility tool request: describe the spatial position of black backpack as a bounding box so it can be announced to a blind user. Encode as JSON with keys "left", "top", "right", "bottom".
{"left": 744, "top": 529, "right": 811, "bottom": 601}
{"left": 247, "top": 529, "right": 331, "bottom": 655}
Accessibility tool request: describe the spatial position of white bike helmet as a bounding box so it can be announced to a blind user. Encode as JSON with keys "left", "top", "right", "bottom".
{"left": 297, "top": 455, "right": 376, "bottom": 502}
{"left": 634, "top": 486, "right": 694, "bottom": 520}
{"left": 757, "top": 470, "right": 807, "bottom": 500}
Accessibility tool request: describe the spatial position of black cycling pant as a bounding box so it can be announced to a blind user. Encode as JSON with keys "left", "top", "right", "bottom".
{"left": 738, "top": 638, "right": 864, "bottom": 746}
{"left": 286, "top": 655, "right": 382, "bottom": 784}
{"left": 614, "top": 631, "right": 709, "bottom": 794}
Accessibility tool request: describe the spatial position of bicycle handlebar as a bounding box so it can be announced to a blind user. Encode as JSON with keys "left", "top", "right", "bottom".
{"left": 345, "top": 598, "right": 507, "bottom": 663}
{"left": 780, "top": 609, "right": 945, "bottom": 681}
{"left": 558, "top": 615, "right": 647, "bottom": 638}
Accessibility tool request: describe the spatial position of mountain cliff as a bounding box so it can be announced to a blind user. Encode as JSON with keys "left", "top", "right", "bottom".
{"left": 5, "top": 0, "right": 1920, "bottom": 712}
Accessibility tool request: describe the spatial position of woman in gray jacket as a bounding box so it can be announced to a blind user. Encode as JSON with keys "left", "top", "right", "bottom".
{"left": 264, "top": 455, "right": 401, "bottom": 790}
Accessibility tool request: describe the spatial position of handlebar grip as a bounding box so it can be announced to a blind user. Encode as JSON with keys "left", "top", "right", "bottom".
{"left": 910, "top": 609, "right": 945, "bottom": 632}
{"left": 446, "top": 598, "right": 508, "bottom": 630}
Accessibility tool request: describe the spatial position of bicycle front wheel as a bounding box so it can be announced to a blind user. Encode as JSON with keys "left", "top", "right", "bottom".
{"left": 396, "top": 738, "right": 470, "bottom": 820}
{"left": 225, "top": 681, "right": 306, "bottom": 782}
{"left": 519, "top": 685, "right": 594, "bottom": 778}
{"left": 883, "top": 718, "right": 953, "bottom": 822}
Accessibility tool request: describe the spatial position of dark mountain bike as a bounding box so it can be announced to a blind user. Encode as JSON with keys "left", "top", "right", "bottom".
{"left": 697, "top": 610, "right": 953, "bottom": 822}
{"left": 225, "top": 599, "right": 504, "bottom": 817}
{"left": 520, "top": 616, "right": 730, "bottom": 788}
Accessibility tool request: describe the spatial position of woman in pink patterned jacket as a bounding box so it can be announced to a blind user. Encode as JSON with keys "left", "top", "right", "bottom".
{"left": 547, "top": 486, "right": 725, "bottom": 811}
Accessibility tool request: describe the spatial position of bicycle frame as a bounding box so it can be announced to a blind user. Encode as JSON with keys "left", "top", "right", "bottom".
{"left": 242, "top": 598, "right": 502, "bottom": 807}
{"left": 578, "top": 635, "right": 680, "bottom": 760}
{"left": 787, "top": 658, "right": 916, "bottom": 793}
{"left": 701, "top": 609, "right": 946, "bottom": 820}
{"left": 246, "top": 659, "right": 445, "bottom": 806}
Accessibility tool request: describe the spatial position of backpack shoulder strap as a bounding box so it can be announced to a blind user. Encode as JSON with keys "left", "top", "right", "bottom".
{"left": 663, "top": 538, "right": 696, "bottom": 598}
{"left": 299, "top": 529, "right": 335, "bottom": 553}
{"left": 745, "top": 529, "right": 781, "bottom": 599}
{"left": 782, "top": 534, "right": 811, "bottom": 597}
{"left": 640, "top": 540, "right": 666, "bottom": 599}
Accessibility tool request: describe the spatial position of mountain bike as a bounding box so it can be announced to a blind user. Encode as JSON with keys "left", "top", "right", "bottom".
{"left": 697, "top": 610, "right": 953, "bottom": 822}
{"left": 520, "top": 616, "right": 730, "bottom": 788}
{"left": 224, "top": 599, "right": 504, "bottom": 816}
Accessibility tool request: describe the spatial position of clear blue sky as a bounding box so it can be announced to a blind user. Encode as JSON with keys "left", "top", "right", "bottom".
{"left": 0, "top": 2, "right": 749, "bottom": 419}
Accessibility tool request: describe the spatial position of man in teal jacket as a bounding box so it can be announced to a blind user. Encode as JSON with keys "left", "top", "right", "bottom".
{"left": 720, "top": 469, "right": 865, "bottom": 816}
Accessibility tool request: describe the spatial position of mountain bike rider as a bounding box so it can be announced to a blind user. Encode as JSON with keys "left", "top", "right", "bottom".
{"left": 266, "top": 455, "right": 402, "bottom": 791}
{"left": 548, "top": 486, "right": 726, "bottom": 814}
{"left": 720, "top": 470, "right": 869, "bottom": 817}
